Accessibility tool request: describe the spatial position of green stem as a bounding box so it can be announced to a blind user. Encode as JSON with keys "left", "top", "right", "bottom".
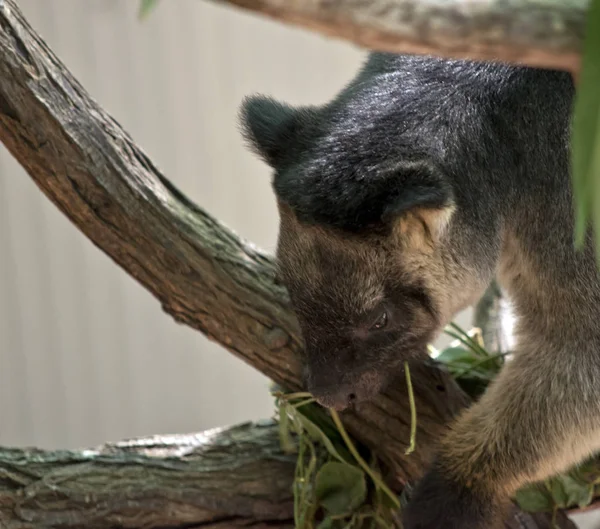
{"left": 452, "top": 352, "right": 510, "bottom": 379}
{"left": 443, "top": 329, "right": 484, "bottom": 357}
{"left": 446, "top": 323, "right": 488, "bottom": 357}
{"left": 404, "top": 361, "right": 417, "bottom": 455}
{"left": 329, "top": 409, "right": 400, "bottom": 509}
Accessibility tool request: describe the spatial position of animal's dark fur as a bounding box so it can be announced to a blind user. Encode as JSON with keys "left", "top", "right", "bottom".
{"left": 240, "top": 53, "right": 600, "bottom": 528}
{"left": 402, "top": 459, "right": 505, "bottom": 529}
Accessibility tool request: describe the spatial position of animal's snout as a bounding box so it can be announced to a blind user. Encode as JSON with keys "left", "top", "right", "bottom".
{"left": 310, "top": 384, "right": 357, "bottom": 411}
{"left": 304, "top": 360, "right": 385, "bottom": 411}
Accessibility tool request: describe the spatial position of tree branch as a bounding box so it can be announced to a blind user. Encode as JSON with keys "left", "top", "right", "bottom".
{"left": 0, "top": 421, "right": 295, "bottom": 529}
{"left": 205, "top": 0, "right": 587, "bottom": 75}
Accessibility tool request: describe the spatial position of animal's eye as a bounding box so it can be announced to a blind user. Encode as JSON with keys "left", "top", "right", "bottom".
{"left": 370, "top": 310, "right": 388, "bottom": 331}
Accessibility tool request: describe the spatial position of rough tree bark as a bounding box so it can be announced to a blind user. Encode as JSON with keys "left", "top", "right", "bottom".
{"left": 0, "top": 422, "right": 296, "bottom": 529}
{"left": 0, "top": 1, "right": 580, "bottom": 528}
{"left": 207, "top": 0, "right": 587, "bottom": 75}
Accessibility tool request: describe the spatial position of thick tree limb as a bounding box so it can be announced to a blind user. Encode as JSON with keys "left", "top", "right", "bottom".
{"left": 206, "top": 0, "right": 587, "bottom": 75}
{"left": 0, "top": 421, "right": 296, "bottom": 529}
{"left": 0, "top": 2, "right": 577, "bottom": 528}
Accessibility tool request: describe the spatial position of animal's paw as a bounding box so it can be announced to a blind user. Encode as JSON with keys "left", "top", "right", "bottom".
{"left": 402, "top": 462, "right": 503, "bottom": 529}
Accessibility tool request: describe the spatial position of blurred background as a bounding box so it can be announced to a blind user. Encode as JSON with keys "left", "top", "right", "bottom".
{"left": 0, "top": 1, "right": 595, "bottom": 526}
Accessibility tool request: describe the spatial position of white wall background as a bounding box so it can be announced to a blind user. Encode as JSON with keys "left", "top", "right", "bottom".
{"left": 0, "top": 1, "right": 594, "bottom": 527}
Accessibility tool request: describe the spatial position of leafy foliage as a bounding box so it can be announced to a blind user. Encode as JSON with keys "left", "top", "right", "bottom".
{"left": 515, "top": 469, "right": 598, "bottom": 524}
{"left": 315, "top": 462, "right": 367, "bottom": 515}
{"left": 434, "top": 323, "right": 506, "bottom": 399}
{"left": 273, "top": 390, "right": 400, "bottom": 529}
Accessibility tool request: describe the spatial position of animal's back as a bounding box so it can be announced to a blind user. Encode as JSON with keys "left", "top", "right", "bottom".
{"left": 345, "top": 54, "right": 594, "bottom": 329}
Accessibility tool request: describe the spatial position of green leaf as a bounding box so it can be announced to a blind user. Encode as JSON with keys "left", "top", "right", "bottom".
{"left": 315, "top": 462, "right": 367, "bottom": 515}
{"left": 316, "top": 517, "right": 335, "bottom": 529}
{"left": 549, "top": 477, "right": 569, "bottom": 508}
{"left": 578, "top": 484, "right": 594, "bottom": 509}
{"left": 571, "top": 0, "right": 600, "bottom": 251}
{"left": 515, "top": 484, "right": 555, "bottom": 513}
{"left": 436, "top": 346, "right": 477, "bottom": 366}
{"left": 550, "top": 475, "right": 594, "bottom": 509}
{"left": 139, "top": 0, "right": 159, "bottom": 19}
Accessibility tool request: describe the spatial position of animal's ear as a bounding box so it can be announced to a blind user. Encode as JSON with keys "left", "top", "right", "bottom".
{"left": 239, "top": 95, "right": 316, "bottom": 168}
{"left": 382, "top": 161, "right": 455, "bottom": 242}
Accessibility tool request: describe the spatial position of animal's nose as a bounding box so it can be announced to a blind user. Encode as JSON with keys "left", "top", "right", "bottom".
{"left": 310, "top": 385, "right": 357, "bottom": 411}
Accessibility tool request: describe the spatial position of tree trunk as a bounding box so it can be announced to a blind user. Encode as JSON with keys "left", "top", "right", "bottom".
{"left": 0, "top": 2, "right": 578, "bottom": 528}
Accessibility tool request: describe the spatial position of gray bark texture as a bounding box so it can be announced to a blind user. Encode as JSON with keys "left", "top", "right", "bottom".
{"left": 0, "top": 1, "right": 579, "bottom": 528}
{"left": 207, "top": 0, "right": 587, "bottom": 75}
{"left": 0, "top": 422, "right": 296, "bottom": 529}
{"left": 473, "top": 280, "right": 509, "bottom": 355}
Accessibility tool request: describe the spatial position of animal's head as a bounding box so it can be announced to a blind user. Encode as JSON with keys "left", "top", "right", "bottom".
{"left": 239, "top": 88, "right": 489, "bottom": 411}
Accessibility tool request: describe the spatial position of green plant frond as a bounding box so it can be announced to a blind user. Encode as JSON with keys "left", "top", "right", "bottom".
{"left": 571, "top": 0, "right": 600, "bottom": 256}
